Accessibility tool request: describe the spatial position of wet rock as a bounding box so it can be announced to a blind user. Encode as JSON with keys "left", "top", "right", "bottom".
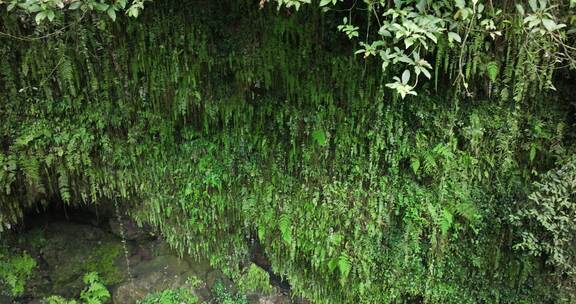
{"left": 204, "top": 269, "right": 234, "bottom": 290}
{"left": 22, "top": 222, "right": 127, "bottom": 299}
{"left": 184, "top": 256, "right": 212, "bottom": 278}
{"left": 11, "top": 220, "right": 301, "bottom": 304}
{"left": 246, "top": 292, "right": 293, "bottom": 304}
{"left": 251, "top": 241, "right": 272, "bottom": 270}
{"left": 258, "top": 295, "right": 292, "bottom": 304}
{"left": 112, "top": 255, "right": 200, "bottom": 304}
{"left": 0, "top": 294, "right": 11, "bottom": 304}
{"left": 109, "top": 218, "right": 149, "bottom": 241}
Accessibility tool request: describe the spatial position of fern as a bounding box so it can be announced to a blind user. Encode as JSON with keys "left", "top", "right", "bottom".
{"left": 454, "top": 202, "right": 478, "bottom": 223}
{"left": 20, "top": 156, "right": 45, "bottom": 197}
{"left": 57, "top": 165, "right": 71, "bottom": 203}
{"left": 486, "top": 61, "right": 499, "bottom": 82}
{"left": 80, "top": 272, "right": 111, "bottom": 304}
{"left": 57, "top": 53, "right": 76, "bottom": 97}
{"left": 337, "top": 252, "right": 351, "bottom": 284}
{"left": 278, "top": 213, "right": 292, "bottom": 244}
{"left": 439, "top": 209, "right": 453, "bottom": 236}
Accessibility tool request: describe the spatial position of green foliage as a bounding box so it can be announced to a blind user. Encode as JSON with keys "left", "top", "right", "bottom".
{"left": 336, "top": 253, "right": 351, "bottom": 285}
{"left": 278, "top": 213, "right": 292, "bottom": 244}
{"left": 45, "top": 295, "right": 79, "bottom": 304}
{"left": 213, "top": 281, "right": 248, "bottom": 304}
{"left": 485, "top": 61, "right": 499, "bottom": 82}
{"left": 45, "top": 272, "right": 110, "bottom": 304}
{"left": 512, "top": 156, "right": 576, "bottom": 300}
{"left": 0, "top": 1, "right": 574, "bottom": 303}
{"left": 0, "top": 0, "right": 145, "bottom": 24}
{"left": 139, "top": 287, "right": 198, "bottom": 304}
{"left": 237, "top": 263, "right": 273, "bottom": 294}
{"left": 276, "top": 0, "right": 575, "bottom": 98}
{"left": 0, "top": 247, "right": 37, "bottom": 296}
{"left": 80, "top": 272, "right": 111, "bottom": 304}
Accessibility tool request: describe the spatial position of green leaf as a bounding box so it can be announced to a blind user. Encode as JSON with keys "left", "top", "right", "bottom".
{"left": 486, "top": 61, "right": 499, "bottom": 82}
{"left": 46, "top": 10, "right": 55, "bottom": 22}
{"left": 440, "top": 209, "right": 453, "bottom": 236}
{"left": 279, "top": 214, "right": 292, "bottom": 244}
{"left": 107, "top": 8, "right": 116, "bottom": 21}
{"left": 411, "top": 158, "right": 420, "bottom": 174}
{"left": 328, "top": 257, "right": 338, "bottom": 272}
{"left": 35, "top": 11, "right": 46, "bottom": 24}
{"left": 448, "top": 32, "right": 461, "bottom": 43}
{"left": 337, "top": 253, "right": 351, "bottom": 281}
{"left": 516, "top": 4, "right": 525, "bottom": 15}
{"left": 416, "top": 0, "right": 427, "bottom": 12}
{"left": 528, "top": 0, "right": 538, "bottom": 12}
{"left": 312, "top": 129, "right": 327, "bottom": 146}
{"left": 116, "top": 0, "right": 127, "bottom": 9}
{"left": 69, "top": 1, "right": 82, "bottom": 10}
{"left": 94, "top": 3, "right": 109, "bottom": 11}
{"left": 542, "top": 19, "right": 556, "bottom": 32}
{"left": 401, "top": 70, "right": 410, "bottom": 84}
{"left": 455, "top": 0, "right": 466, "bottom": 9}
{"left": 529, "top": 143, "right": 537, "bottom": 162}
{"left": 422, "top": 68, "right": 431, "bottom": 79}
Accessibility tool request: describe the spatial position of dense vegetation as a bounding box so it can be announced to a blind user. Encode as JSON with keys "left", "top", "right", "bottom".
{"left": 0, "top": 0, "right": 575, "bottom": 303}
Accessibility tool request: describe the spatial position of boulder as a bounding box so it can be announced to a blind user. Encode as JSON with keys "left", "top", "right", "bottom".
{"left": 246, "top": 293, "right": 293, "bottom": 304}
{"left": 109, "top": 218, "right": 149, "bottom": 241}
{"left": 22, "top": 222, "right": 127, "bottom": 299}
{"left": 258, "top": 295, "right": 292, "bottom": 304}
{"left": 112, "top": 255, "right": 203, "bottom": 304}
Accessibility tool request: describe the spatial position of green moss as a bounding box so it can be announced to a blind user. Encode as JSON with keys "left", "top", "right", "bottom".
{"left": 83, "top": 243, "right": 124, "bottom": 286}
{"left": 48, "top": 241, "right": 123, "bottom": 295}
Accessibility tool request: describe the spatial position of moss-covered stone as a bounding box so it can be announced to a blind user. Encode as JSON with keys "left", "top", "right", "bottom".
{"left": 18, "top": 222, "right": 126, "bottom": 299}
{"left": 83, "top": 242, "right": 124, "bottom": 286}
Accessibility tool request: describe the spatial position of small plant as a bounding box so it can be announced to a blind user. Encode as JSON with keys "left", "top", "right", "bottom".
{"left": 185, "top": 275, "right": 204, "bottom": 288}
{"left": 213, "top": 281, "right": 248, "bottom": 304}
{"left": 139, "top": 287, "right": 198, "bottom": 304}
{"left": 45, "top": 272, "right": 110, "bottom": 304}
{"left": 80, "top": 272, "right": 111, "bottom": 304}
{"left": 45, "top": 295, "right": 78, "bottom": 304}
{"left": 0, "top": 246, "right": 37, "bottom": 297}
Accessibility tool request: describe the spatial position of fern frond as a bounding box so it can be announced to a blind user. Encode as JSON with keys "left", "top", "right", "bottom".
{"left": 57, "top": 165, "right": 71, "bottom": 203}
{"left": 440, "top": 209, "right": 453, "bottom": 236}
{"left": 337, "top": 252, "right": 351, "bottom": 282}
{"left": 455, "top": 202, "right": 478, "bottom": 223}
{"left": 278, "top": 213, "right": 292, "bottom": 244}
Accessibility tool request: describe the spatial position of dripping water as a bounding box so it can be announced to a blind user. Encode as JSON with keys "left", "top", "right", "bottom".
{"left": 113, "top": 197, "right": 133, "bottom": 283}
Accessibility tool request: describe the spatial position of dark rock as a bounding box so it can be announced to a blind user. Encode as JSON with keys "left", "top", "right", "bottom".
{"left": 112, "top": 255, "right": 207, "bottom": 304}
{"left": 184, "top": 256, "right": 212, "bottom": 278}
{"left": 258, "top": 295, "right": 292, "bottom": 304}
{"left": 246, "top": 293, "right": 293, "bottom": 304}
{"left": 21, "top": 222, "right": 127, "bottom": 299}
{"left": 204, "top": 269, "right": 233, "bottom": 290}
{"left": 0, "top": 295, "right": 11, "bottom": 304}
{"left": 108, "top": 218, "right": 149, "bottom": 241}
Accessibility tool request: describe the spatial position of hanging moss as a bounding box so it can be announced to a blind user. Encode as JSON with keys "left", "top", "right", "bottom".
{"left": 0, "top": 0, "right": 574, "bottom": 303}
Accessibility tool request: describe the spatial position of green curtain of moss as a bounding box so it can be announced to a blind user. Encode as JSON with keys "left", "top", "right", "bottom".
{"left": 0, "top": 0, "right": 574, "bottom": 303}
